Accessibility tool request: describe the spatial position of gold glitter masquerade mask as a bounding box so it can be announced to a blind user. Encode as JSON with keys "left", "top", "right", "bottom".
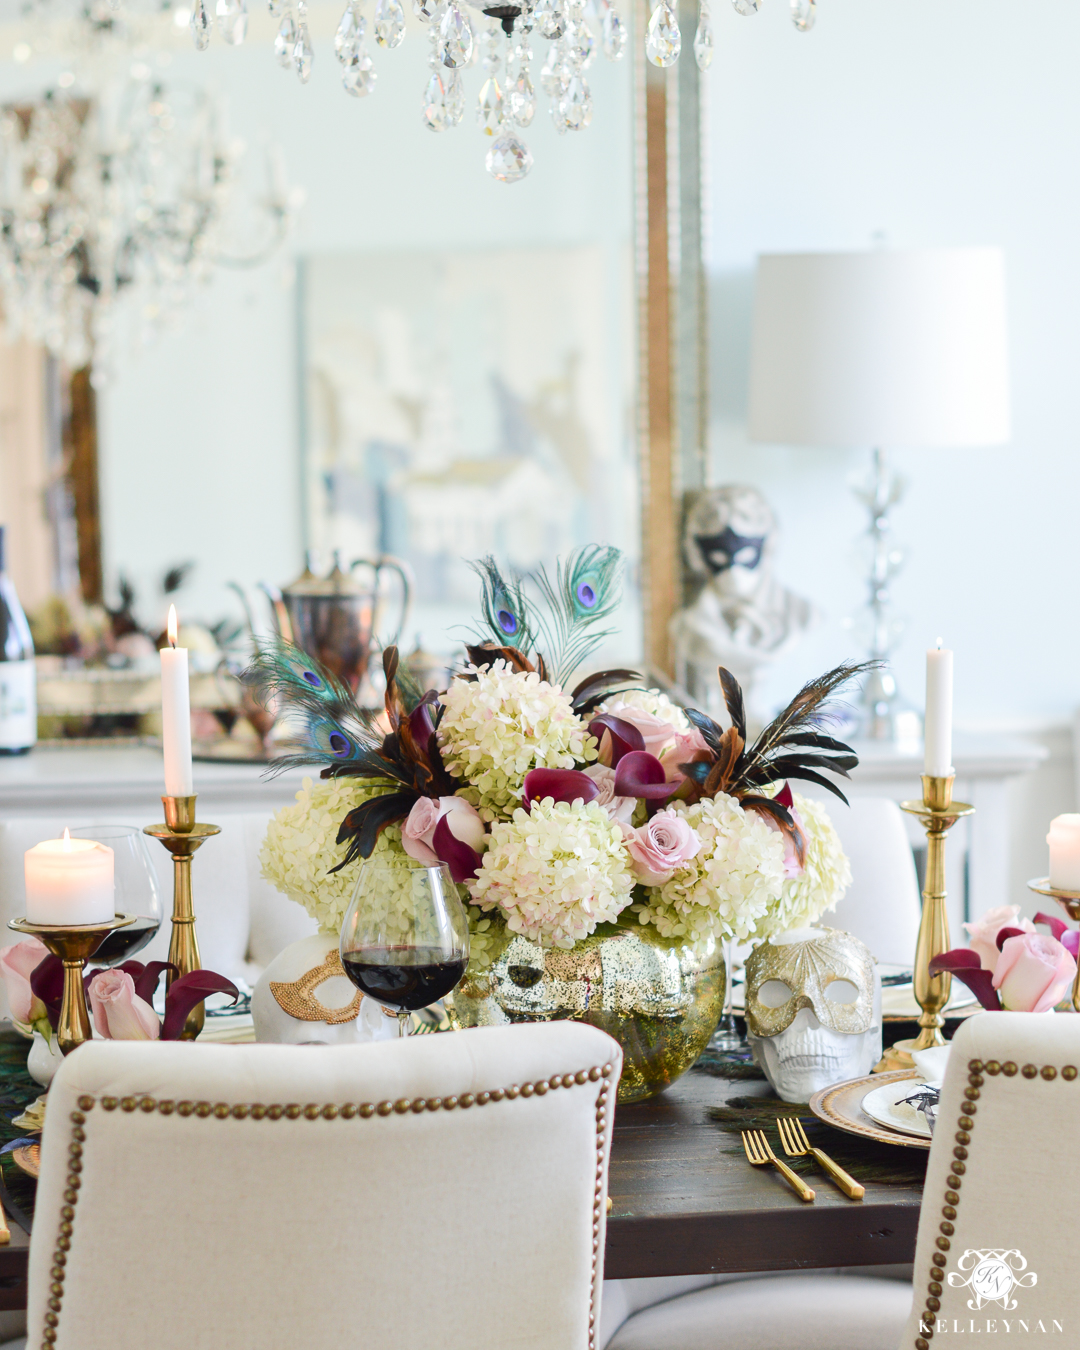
{"left": 745, "top": 927, "right": 875, "bottom": 1038}
{"left": 270, "top": 949, "right": 361, "bottom": 1025}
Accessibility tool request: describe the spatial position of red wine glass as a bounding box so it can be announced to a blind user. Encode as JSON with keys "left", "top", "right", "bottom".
{"left": 339, "top": 860, "right": 469, "bottom": 1037}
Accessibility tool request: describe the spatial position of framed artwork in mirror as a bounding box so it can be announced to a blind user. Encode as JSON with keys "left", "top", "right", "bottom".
{"left": 298, "top": 245, "right": 640, "bottom": 669}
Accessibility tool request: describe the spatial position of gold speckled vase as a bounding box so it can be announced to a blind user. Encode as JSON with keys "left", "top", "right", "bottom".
{"left": 449, "top": 914, "right": 725, "bottom": 1104}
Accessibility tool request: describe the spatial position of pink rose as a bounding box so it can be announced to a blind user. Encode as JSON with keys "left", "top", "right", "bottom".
{"left": 623, "top": 810, "right": 702, "bottom": 886}
{"left": 88, "top": 970, "right": 160, "bottom": 1040}
{"left": 660, "top": 727, "right": 711, "bottom": 783}
{"left": 402, "top": 795, "right": 487, "bottom": 866}
{"left": 992, "top": 933, "right": 1077, "bottom": 1013}
{"left": 602, "top": 702, "right": 680, "bottom": 760}
{"left": 963, "top": 905, "right": 1036, "bottom": 975}
{"left": 584, "top": 765, "right": 637, "bottom": 825}
{"left": 0, "top": 938, "right": 49, "bottom": 1024}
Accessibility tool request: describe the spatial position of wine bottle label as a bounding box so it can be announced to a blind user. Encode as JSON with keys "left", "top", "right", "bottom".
{"left": 0, "top": 658, "right": 36, "bottom": 749}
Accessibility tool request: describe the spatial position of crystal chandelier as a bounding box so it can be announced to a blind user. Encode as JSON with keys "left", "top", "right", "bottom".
{"left": 0, "top": 17, "right": 300, "bottom": 376}
{"left": 186, "top": 0, "right": 814, "bottom": 183}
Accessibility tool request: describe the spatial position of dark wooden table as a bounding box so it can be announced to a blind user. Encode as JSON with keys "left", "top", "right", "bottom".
{"left": 604, "top": 1069, "right": 923, "bottom": 1280}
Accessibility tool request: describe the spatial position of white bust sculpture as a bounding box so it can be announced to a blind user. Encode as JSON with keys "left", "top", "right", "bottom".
{"left": 744, "top": 926, "right": 882, "bottom": 1104}
{"left": 669, "top": 485, "right": 817, "bottom": 723}
{"left": 252, "top": 933, "right": 394, "bottom": 1045}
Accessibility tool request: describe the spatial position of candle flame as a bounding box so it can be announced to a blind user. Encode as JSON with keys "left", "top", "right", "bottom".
{"left": 167, "top": 605, "right": 178, "bottom": 649}
{"left": 62, "top": 827, "right": 71, "bottom": 850}
{"left": 936, "top": 637, "right": 943, "bottom": 650}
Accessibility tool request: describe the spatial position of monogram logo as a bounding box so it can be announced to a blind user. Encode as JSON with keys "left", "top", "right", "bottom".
{"left": 948, "top": 1250, "right": 1038, "bottom": 1312}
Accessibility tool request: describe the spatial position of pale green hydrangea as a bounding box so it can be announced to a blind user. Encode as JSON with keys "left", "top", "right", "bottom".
{"left": 634, "top": 793, "right": 786, "bottom": 944}
{"left": 260, "top": 776, "right": 405, "bottom": 934}
{"left": 470, "top": 799, "right": 635, "bottom": 949}
{"left": 439, "top": 663, "right": 596, "bottom": 820}
{"left": 754, "top": 793, "right": 853, "bottom": 940}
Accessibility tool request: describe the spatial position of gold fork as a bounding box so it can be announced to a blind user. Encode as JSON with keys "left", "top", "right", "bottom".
{"left": 777, "top": 1117, "right": 865, "bottom": 1200}
{"left": 741, "top": 1129, "right": 815, "bottom": 1202}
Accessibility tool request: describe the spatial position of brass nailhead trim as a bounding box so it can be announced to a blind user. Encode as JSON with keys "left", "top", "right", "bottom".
{"left": 43, "top": 1061, "right": 613, "bottom": 1350}
{"left": 915, "top": 1061, "right": 1075, "bottom": 1347}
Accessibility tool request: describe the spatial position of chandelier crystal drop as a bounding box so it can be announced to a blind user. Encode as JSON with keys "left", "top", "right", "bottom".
{"left": 274, "top": 12, "right": 297, "bottom": 65}
{"left": 374, "top": 0, "right": 406, "bottom": 48}
{"left": 693, "top": 0, "right": 713, "bottom": 69}
{"left": 190, "top": 0, "right": 212, "bottom": 49}
{"left": 477, "top": 76, "right": 505, "bottom": 135}
{"left": 293, "top": 19, "right": 315, "bottom": 81}
{"left": 646, "top": 0, "right": 680, "bottom": 67}
{"left": 343, "top": 46, "right": 377, "bottom": 94}
{"left": 730, "top": 0, "right": 760, "bottom": 14}
{"left": 334, "top": 3, "right": 361, "bottom": 60}
{"left": 790, "top": 0, "right": 815, "bottom": 31}
{"left": 439, "top": 3, "right": 474, "bottom": 68}
{"left": 486, "top": 132, "right": 532, "bottom": 182}
{"left": 215, "top": 0, "right": 248, "bottom": 45}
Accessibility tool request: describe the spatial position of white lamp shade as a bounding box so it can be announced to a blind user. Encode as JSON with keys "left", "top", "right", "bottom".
{"left": 747, "top": 249, "right": 1011, "bottom": 449}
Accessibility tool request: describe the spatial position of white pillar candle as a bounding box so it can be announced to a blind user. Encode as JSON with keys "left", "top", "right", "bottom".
{"left": 1048, "top": 814, "right": 1080, "bottom": 891}
{"left": 25, "top": 831, "right": 114, "bottom": 925}
{"left": 160, "top": 604, "right": 194, "bottom": 798}
{"left": 924, "top": 641, "right": 954, "bottom": 777}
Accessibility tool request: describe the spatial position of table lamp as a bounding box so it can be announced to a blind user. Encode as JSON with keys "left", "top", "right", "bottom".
{"left": 747, "top": 248, "right": 1010, "bottom": 740}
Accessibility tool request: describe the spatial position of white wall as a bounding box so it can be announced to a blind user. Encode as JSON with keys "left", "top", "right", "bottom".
{"left": 704, "top": 0, "right": 1080, "bottom": 898}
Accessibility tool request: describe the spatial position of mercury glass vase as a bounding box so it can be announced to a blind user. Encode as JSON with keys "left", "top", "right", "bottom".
{"left": 449, "top": 914, "right": 725, "bottom": 1104}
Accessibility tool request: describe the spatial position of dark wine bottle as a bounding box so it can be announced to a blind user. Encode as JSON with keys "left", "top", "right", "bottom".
{"left": 0, "top": 526, "right": 35, "bottom": 756}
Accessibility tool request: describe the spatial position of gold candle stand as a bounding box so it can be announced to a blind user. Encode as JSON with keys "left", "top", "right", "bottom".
{"left": 1027, "top": 877, "right": 1080, "bottom": 1011}
{"left": 143, "top": 795, "right": 220, "bottom": 1041}
{"left": 9, "top": 914, "right": 135, "bottom": 1054}
{"left": 876, "top": 774, "right": 975, "bottom": 1072}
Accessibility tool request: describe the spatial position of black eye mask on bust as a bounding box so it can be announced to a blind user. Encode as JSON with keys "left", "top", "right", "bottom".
{"left": 694, "top": 527, "right": 766, "bottom": 575}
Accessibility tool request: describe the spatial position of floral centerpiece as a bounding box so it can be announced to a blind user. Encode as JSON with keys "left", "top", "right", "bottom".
{"left": 253, "top": 547, "right": 864, "bottom": 1101}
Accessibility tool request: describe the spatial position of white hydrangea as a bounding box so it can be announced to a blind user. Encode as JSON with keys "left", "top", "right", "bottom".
{"left": 754, "top": 793, "right": 853, "bottom": 940}
{"left": 439, "top": 662, "right": 596, "bottom": 820}
{"left": 470, "top": 799, "right": 635, "bottom": 949}
{"left": 634, "top": 793, "right": 786, "bottom": 944}
{"left": 260, "top": 776, "right": 407, "bottom": 934}
{"left": 598, "top": 686, "right": 690, "bottom": 733}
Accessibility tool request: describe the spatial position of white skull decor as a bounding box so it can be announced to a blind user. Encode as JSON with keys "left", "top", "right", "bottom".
{"left": 252, "top": 934, "right": 395, "bottom": 1045}
{"left": 745, "top": 926, "right": 882, "bottom": 1104}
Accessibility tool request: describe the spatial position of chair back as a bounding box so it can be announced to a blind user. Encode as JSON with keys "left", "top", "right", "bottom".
{"left": 900, "top": 1012, "right": 1080, "bottom": 1348}
{"left": 825, "top": 797, "right": 920, "bottom": 965}
{"left": 29, "top": 1023, "right": 621, "bottom": 1350}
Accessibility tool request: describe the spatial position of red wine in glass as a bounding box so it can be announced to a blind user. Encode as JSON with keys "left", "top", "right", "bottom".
{"left": 92, "top": 917, "right": 161, "bottom": 966}
{"left": 342, "top": 946, "right": 467, "bottom": 1013}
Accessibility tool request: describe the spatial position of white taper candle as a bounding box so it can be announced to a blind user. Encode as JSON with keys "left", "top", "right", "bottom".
{"left": 161, "top": 604, "right": 194, "bottom": 797}
{"left": 1048, "top": 815, "right": 1080, "bottom": 891}
{"left": 924, "top": 641, "right": 954, "bottom": 778}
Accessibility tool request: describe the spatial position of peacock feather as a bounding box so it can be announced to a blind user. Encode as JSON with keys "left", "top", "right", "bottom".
{"left": 470, "top": 557, "right": 537, "bottom": 656}
{"left": 531, "top": 544, "right": 623, "bottom": 687}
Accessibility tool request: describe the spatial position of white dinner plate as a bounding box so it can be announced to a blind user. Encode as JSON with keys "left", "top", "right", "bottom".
{"left": 860, "top": 1078, "right": 936, "bottom": 1139}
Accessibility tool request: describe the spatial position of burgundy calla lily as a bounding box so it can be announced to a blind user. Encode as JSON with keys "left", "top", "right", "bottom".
{"left": 432, "top": 814, "right": 483, "bottom": 884}
{"left": 1034, "top": 911, "right": 1069, "bottom": 942}
{"left": 587, "top": 715, "right": 645, "bottom": 768}
{"left": 994, "top": 926, "right": 1029, "bottom": 952}
{"left": 521, "top": 768, "right": 600, "bottom": 810}
{"left": 928, "top": 948, "right": 1002, "bottom": 1011}
{"left": 30, "top": 955, "right": 64, "bottom": 1033}
{"left": 613, "top": 751, "right": 675, "bottom": 801}
{"left": 161, "top": 971, "right": 240, "bottom": 1041}
{"left": 774, "top": 781, "right": 795, "bottom": 810}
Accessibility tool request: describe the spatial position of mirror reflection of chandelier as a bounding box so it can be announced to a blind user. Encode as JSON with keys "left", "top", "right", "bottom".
{"left": 0, "top": 46, "right": 300, "bottom": 377}
{"left": 185, "top": 0, "right": 813, "bottom": 184}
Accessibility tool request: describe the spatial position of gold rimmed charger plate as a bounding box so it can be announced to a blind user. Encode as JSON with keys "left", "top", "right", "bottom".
{"left": 808, "top": 1069, "right": 931, "bottom": 1151}
{"left": 11, "top": 1144, "right": 39, "bottom": 1178}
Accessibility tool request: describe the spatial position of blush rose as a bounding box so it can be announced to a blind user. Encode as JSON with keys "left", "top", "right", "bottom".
{"left": 89, "top": 969, "right": 160, "bottom": 1040}
{"left": 0, "top": 937, "right": 49, "bottom": 1025}
{"left": 623, "top": 810, "right": 702, "bottom": 885}
{"left": 402, "top": 795, "right": 487, "bottom": 867}
{"left": 993, "top": 933, "right": 1077, "bottom": 1013}
{"left": 963, "top": 905, "right": 1036, "bottom": 975}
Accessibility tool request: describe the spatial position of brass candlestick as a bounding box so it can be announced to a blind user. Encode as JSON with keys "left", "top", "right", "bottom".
{"left": 144, "top": 795, "right": 220, "bottom": 1041}
{"left": 9, "top": 914, "right": 135, "bottom": 1054}
{"left": 876, "top": 774, "right": 975, "bottom": 1072}
{"left": 1027, "top": 877, "right": 1080, "bottom": 1011}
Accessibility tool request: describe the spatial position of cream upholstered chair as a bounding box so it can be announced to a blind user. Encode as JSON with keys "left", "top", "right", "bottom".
{"left": 899, "top": 1010, "right": 1080, "bottom": 1347}
{"left": 27, "top": 1023, "right": 621, "bottom": 1350}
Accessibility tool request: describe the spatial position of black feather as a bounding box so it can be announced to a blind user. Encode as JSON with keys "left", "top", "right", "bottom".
{"left": 685, "top": 707, "right": 725, "bottom": 754}
{"left": 331, "top": 791, "right": 419, "bottom": 872}
{"left": 718, "top": 667, "right": 746, "bottom": 742}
